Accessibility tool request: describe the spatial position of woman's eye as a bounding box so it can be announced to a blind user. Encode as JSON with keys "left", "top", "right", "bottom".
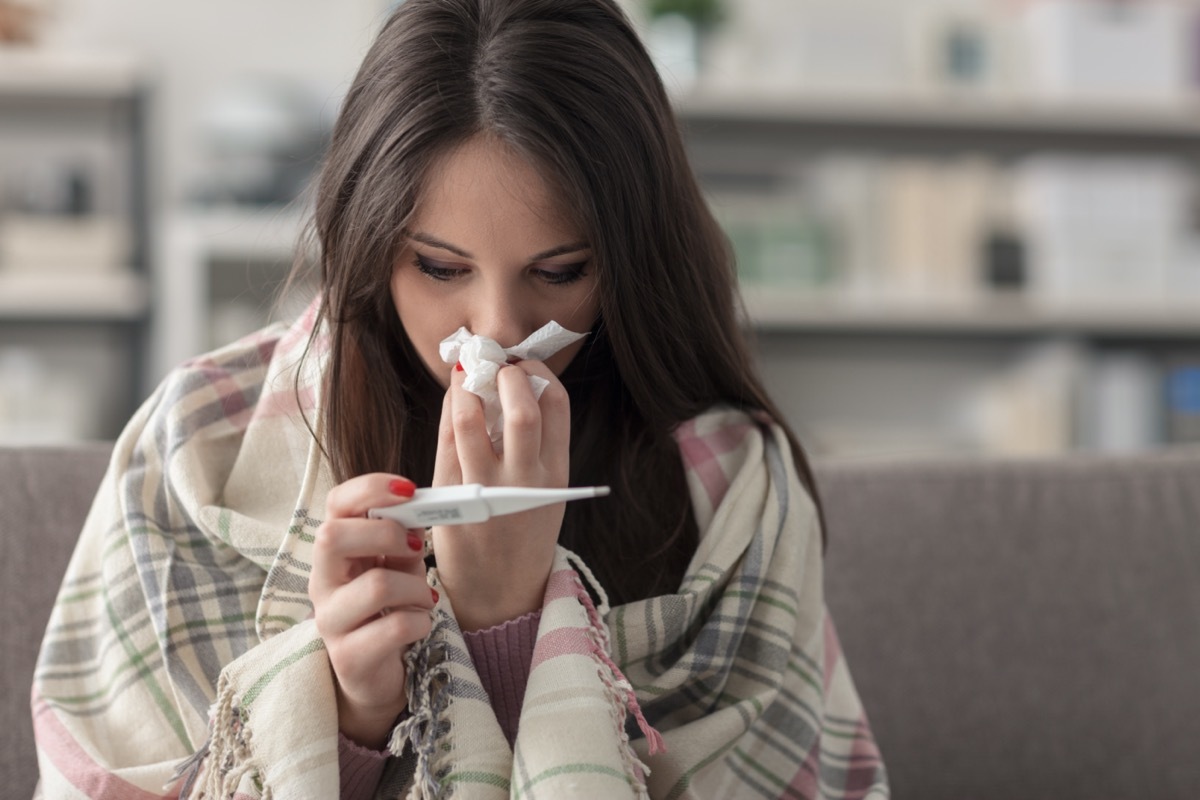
{"left": 414, "top": 255, "right": 464, "bottom": 282}
{"left": 535, "top": 261, "right": 589, "bottom": 286}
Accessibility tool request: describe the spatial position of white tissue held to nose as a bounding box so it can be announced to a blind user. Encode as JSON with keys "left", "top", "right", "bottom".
{"left": 438, "top": 322, "right": 588, "bottom": 450}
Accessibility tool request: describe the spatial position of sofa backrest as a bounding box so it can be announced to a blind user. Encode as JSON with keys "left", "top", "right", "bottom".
{"left": 1, "top": 444, "right": 112, "bottom": 798}
{"left": 820, "top": 451, "right": 1200, "bottom": 800}
{"left": 5, "top": 443, "right": 1200, "bottom": 798}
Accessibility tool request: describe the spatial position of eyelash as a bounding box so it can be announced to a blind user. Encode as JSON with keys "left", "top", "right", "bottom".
{"left": 413, "top": 255, "right": 589, "bottom": 286}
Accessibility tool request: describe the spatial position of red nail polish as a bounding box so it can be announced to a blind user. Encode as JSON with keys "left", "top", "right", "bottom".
{"left": 431, "top": 588, "right": 440, "bottom": 604}
{"left": 407, "top": 531, "right": 423, "bottom": 551}
{"left": 454, "top": 361, "right": 464, "bottom": 372}
{"left": 388, "top": 478, "right": 416, "bottom": 497}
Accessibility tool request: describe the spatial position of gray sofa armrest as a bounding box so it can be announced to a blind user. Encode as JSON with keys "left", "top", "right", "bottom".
{"left": 1, "top": 443, "right": 112, "bottom": 800}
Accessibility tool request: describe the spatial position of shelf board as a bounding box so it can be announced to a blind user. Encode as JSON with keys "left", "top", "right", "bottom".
{"left": 0, "top": 272, "right": 149, "bottom": 321}
{"left": 742, "top": 286, "right": 1200, "bottom": 338}
{"left": 676, "top": 87, "right": 1200, "bottom": 147}
{"left": 170, "top": 205, "right": 310, "bottom": 259}
{"left": 0, "top": 49, "right": 144, "bottom": 99}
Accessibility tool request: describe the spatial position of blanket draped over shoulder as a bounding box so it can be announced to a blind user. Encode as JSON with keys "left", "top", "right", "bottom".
{"left": 32, "top": 301, "right": 888, "bottom": 799}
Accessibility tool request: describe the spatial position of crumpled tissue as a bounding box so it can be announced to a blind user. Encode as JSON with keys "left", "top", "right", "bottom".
{"left": 439, "top": 322, "right": 587, "bottom": 451}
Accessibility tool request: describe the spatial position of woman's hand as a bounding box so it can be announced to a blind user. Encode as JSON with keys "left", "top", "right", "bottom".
{"left": 431, "top": 361, "right": 570, "bottom": 631}
{"left": 308, "top": 474, "right": 436, "bottom": 750}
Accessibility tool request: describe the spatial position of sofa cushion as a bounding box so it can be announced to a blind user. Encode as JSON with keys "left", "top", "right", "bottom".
{"left": 1, "top": 443, "right": 112, "bottom": 800}
{"left": 820, "top": 450, "right": 1200, "bottom": 800}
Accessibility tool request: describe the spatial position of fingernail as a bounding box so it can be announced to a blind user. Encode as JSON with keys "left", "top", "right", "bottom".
{"left": 389, "top": 478, "right": 416, "bottom": 497}
{"left": 431, "top": 588, "right": 440, "bottom": 604}
{"left": 454, "top": 361, "right": 464, "bottom": 372}
{"left": 407, "top": 531, "right": 423, "bottom": 551}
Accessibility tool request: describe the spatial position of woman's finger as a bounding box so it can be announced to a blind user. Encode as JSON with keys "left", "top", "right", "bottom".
{"left": 318, "top": 566, "right": 435, "bottom": 637}
{"left": 327, "top": 605, "right": 434, "bottom": 688}
{"left": 496, "top": 364, "right": 542, "bottom": 471}
{"left": 341, "top": 604, "right": 433, "bottom": 656}
{"left": 516, "top": 360, "right": 571, "bottom": 471}
{"left": 315, "top": 519, "right": 426, "bottom": 563}
{"left": 326, "top": 472, "right": 417, "bottom": 519}
{"left": 433, "top": 377, "right": 463, "bottom": 488}
{"left": 449, "top": 366, "right": 498, "bottom": 481}
{"left": 309, "top": 516, "right": 426, "bottom": 596}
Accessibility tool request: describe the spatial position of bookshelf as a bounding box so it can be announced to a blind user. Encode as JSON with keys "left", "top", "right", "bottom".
{"left": 0, "top": 50, "right": 151, "bottom": 443}
{"left": 677, "top": 87, "right": 1200, "bottom": 457}
{"left": 145, "top": 87, "right": 1200, "bottom": 458}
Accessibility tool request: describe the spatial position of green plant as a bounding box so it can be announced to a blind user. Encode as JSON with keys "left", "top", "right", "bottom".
{"left": 647, "top": 0, "right": 724, "bottom": 30}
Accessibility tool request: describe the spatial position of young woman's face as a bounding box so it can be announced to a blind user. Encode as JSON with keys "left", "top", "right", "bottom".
{"left": 391, "top": 136, "right": 600, "bottom": 390}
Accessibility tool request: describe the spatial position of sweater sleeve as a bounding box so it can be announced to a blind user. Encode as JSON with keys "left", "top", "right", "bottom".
{"left": 339, "top": 731, "right": 389, "bottom": 799}
{"left": 462, "top": 608, "right": 542, "bottom": 747}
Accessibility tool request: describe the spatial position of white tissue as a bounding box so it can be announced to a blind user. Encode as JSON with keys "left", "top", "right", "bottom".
{"left": 439, "top": 322, "right": 587, "bottom": 451}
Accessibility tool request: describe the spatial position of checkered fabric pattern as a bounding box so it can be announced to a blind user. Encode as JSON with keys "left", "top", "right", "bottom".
{"left": 31, "top": 300, "right": 887, "bottom": 799}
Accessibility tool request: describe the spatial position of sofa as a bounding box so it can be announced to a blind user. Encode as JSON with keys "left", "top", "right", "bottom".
{"left": 3, "top": 442, "right": 1199, "bottom": 799}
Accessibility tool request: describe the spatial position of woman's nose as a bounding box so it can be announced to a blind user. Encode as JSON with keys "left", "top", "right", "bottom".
{"left": 469, "top": 289, "right": 529, "bottom": 349}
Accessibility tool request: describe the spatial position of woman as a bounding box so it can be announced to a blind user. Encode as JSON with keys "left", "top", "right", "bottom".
{"left": 32, "top": 1, "right": 887, "bottom": 797}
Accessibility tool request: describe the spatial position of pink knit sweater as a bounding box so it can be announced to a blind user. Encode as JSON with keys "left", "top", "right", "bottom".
{"left": 338, "top": 609, "right": 542, "bottom": 798}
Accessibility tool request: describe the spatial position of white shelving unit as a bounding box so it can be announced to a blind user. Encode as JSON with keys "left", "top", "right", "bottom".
{"left": 677, "top": 87, "right": 1200, "bottom": 458}
{"left": 0, "top": 50, "right": 151, "bottom": 442}
{"left": 146, "top": 86, "right": 1200, "bottom": 458}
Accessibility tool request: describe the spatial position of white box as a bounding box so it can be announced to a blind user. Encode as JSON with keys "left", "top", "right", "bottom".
{"left": 1016, "top": 155, "right": 1190, "bottom": 299}
{"left": 1021, "top": 0, "right": 1190, "bottom": 101}
{"left": 1079, "top": 351, "right": 1163, "bottom": 452}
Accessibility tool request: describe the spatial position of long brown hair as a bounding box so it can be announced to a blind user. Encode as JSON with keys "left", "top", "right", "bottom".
{"left": 297, "top": 0, "right": 823, "bottom": 605}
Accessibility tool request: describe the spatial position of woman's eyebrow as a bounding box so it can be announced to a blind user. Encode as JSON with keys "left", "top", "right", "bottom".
{"left": 408, "top": 231, "right": 472, "bottom": 258}
{"left": 529, "top": 242, "right": 590, "bottom": 261}
{"left": 408, "top": 232, "right": 590, "bottom": 262}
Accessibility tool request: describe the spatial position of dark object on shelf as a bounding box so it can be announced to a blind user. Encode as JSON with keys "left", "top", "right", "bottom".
{"left": 983, "top": 230, "right": 1025, "bottom": 289}
{"left": 9, "top": 163, "right": 95, "bottom": 217}
{"left": 65, "top": 168, "right": 92, "bottom": 217}
{"left": 942, "top": 20, "right": 988, "bottom": 85}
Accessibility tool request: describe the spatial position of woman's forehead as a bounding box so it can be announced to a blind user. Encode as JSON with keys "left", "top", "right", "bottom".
{"left": 412, "top": 137, "right": 585, "bottom": 246}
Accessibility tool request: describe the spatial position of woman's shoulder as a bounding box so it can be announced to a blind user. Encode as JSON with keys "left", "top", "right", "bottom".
{"left": 177, "top": 317, "right": 300, "bottom": 378}
{"left": 671, "top": 406, "right": 775, "bottom": 512}
{"left": 672, "top": 405, "right": 772, "bottom": 460}
{"left": 155, "top": 300, "right": 321, "bottom": 417}
{"left": 129, "top": 306, "right": 321, "bottom": 454}
{"left": 156, "top": 323, "right": 291, "bottom": 408}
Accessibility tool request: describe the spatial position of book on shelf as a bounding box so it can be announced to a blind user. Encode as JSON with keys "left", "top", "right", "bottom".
{"left": 1166, "top": 360, "right": 1200, "bottom": 445}
{"left": 1015, "top": 154, "right": 1192, "bottom": 301}
{"left": 714, "top": 148, "right": 1200, "bottom": 315}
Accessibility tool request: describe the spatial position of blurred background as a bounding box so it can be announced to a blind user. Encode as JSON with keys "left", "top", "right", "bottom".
{"left": 4, "top": 0, "right": 1200, "bottom": 460}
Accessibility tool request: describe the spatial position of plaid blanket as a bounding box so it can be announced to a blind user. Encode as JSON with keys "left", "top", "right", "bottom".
{"left": 32, "top": 302, "right": 888, "bottom": 799}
